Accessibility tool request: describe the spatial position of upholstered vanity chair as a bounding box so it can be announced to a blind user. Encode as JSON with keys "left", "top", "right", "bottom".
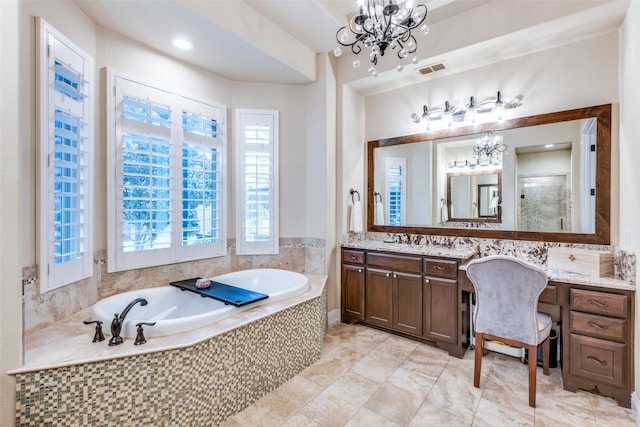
{"left": 466, "top": 255, "right": 552, "bottom": 407}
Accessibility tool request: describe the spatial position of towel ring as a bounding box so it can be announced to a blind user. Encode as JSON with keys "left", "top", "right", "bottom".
{"left": 374, "top": 192, "right": 382, "bottom": 203}
{"left": 349, "top": 189, "right": 360, "bottom": 203}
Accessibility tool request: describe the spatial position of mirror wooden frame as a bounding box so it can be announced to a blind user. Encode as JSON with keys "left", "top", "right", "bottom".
{"left": 367, "top": 104, "right": 611, "bottom": 244}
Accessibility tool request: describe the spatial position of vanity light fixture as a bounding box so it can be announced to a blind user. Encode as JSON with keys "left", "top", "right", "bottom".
{"left": 411, "top": 91, "right": 522, "bottom": 130}
{"left": 334, "top": 0, "right": 430, "bottom": 77}
{"left": 473, "top": 132, "right": 507, "bottom": 165}
{"left": 171, "top": 38, "right": 193, "bottom": 50}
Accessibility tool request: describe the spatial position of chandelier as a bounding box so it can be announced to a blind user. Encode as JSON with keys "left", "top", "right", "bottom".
{"left": 474, "top": 132, "right": 507, "bottom": 165}
{"left": 333, "top": 0, "right": 430, "bottom": 76}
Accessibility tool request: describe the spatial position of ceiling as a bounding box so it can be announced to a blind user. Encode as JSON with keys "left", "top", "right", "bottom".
{"left": 74, "top": 0, "right": 629, "bottom": 95}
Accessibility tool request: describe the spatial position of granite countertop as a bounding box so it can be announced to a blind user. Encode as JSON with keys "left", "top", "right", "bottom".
{"left": 11, "top": 274, "right": 327, "bottom": 375}
{"left": 459, "top": 262, "right": 634, "bottom": 291}
{"left": 341, "top": 240, "right": 478, "bottom": 260}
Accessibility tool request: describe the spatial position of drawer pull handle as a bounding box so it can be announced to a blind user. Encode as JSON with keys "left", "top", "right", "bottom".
{"left": 386, "top": 273, "right": 390, "bottom": 277}
{"left": 433, "top": 265, "right": 446, "bottom": 270}
{"left": 587, "top": 299, "right": 608, "bottom": 308}
{"left": 425, "top": 278, "right": 430, "bottom": 283}
{"left": 358, "top": 269, "right": 363, "bottom": 273}
{"left": 588, "top": 321, "right": 608, "bottom": 330}
{"left": 350, "top": 255, "right": 358, "bottom": 260}
{"left": 587, "top": 355, "right": 608, "bottom": 366}
{"left": 568, "top": 254, "right": 576, "bottom": 261}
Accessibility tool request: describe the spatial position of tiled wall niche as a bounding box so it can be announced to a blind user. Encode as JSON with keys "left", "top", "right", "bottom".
{"left": 15, "top": 289, "right": 327, "bottom": 426}
{"left": 22, "top": 238, "right": 326, "bottom": 336}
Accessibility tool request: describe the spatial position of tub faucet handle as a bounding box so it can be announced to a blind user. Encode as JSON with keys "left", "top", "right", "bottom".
{"left": 83, "top": 320, "right": 105, "bottom": 342}
{"left": 134, "top": 322, "right": 157, "bottom": 346}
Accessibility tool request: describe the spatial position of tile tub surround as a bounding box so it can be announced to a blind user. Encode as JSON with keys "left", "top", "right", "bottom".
{"left": 344, "top": 232, "right": 636, "bottom": 285}
{"left": 21, "top": 238, "right": 326, "bottom": 336}
{"left": 13, "top": 275, "right": 327, "bottom": 426}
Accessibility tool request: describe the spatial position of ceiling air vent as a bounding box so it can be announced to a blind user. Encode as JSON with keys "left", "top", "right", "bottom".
{"left": 419, "top": 62, "right": 446, "bottom": 75}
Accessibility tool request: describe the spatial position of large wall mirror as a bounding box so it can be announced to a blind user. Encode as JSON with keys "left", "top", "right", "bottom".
{"left": 367, "top": 104, "right": 611, "bottom": 244}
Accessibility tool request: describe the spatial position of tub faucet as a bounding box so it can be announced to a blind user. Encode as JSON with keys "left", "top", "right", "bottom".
{"left": 108, "top": 297, "right": 148, "bottom": 346}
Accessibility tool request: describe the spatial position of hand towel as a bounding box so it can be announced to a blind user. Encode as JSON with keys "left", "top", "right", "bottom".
{"left": 350, "top": 200, "right": 363, "bottom": 232}
{"left": 374, "top": 201, "right": 384, "bottom": 225}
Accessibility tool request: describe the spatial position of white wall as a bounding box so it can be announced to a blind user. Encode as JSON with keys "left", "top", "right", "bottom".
{"left": 364, "top": 32, "right": 619, "bottom": 142}
{"left": 618, "top": 0, "right": 640, "bottom": 402}
{"left": 0, "top": 1, "right": 23, "bottom": 423}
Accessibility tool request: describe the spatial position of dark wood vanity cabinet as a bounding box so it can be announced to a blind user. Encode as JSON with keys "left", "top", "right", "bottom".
{"left": 341, "top": 250, "right": 365, "bottom": 323}
{"left": 561, "top": 285, "right": 634, "bottom": 407}
{"left": 423, "top": 258, "right": 458, "bottom": 344}
{"left": 341, "top": 248, "right": 463, "bottom": 356}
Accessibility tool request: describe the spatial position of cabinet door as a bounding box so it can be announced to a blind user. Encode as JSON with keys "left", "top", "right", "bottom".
{"left": 423, "top": 276, "right": 457, "bottom": 343}
{"left": 341, "top": 264, "right": 365, "bottom": 322}
{"left": 393, "top": 272, "right": 423, "bottom": 335}
{"left": 366, "top": 268, "right": 393, "bottom": 328}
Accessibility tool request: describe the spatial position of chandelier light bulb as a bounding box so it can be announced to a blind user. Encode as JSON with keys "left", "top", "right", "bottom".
{"left": 333, "top": 47, "right": 342, "bottom": 57}
{"left": 352, "top": 59, "right": 361, "bottom": 69}
{"left": 407, "top": 39, "right": 416, "bottom": 51}
{"left": 399, "top": 49, "right": 408, "bottom": 58}
{"left": 372, "top": 70, "right": 379, "bottom": 77}
{"left": 411, "top": 56, "right": 419, "bottom": 64}
{"left": 397, "top": 64, "right": 404, "bottom": 72}
{"left": 420, "top": 23, "right": 430, "bottom": 36}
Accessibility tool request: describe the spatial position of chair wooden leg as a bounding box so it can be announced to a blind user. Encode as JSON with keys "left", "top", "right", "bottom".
{"left": 474, "top": 332, "right": 483, "bottom": 388}
{"left": 542, "top": 336, "right": 550, "bottom": 376}
{"left": 528, "top": 344, "right": 537, "bottom": 407}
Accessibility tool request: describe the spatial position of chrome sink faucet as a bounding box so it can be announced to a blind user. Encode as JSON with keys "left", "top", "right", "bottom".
{"left": 109, "top": 297, "right": 148, "bottom": 346}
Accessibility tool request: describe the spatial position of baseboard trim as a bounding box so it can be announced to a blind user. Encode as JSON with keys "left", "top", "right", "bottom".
{"left": 327, "top": 309, "right": 340, "bottom": 325}
{"left": 631, "top": 391, "right": 640, "bottom": 425}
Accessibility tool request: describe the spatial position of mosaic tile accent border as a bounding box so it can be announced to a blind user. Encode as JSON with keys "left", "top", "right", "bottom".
{"left": 16, "top": 289, "right": 327, "bottom": 426}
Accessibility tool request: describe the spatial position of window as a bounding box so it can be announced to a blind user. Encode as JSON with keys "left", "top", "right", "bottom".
{"left": 107, "top": 71, "right": 226, "bottom": 272}
{"left": 37, "top": 18, "right": 94, "bottom": 292}
{"left": 385, "top": 158, "right": 406, "bottom": 226}
{"left": 235, "top": 109, "right": 279, "bottom": 255}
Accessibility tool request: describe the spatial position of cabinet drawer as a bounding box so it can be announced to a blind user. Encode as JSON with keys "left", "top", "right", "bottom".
{"left": 342, "top": 249, "right": 365, "bottom": 265}
{"left": 423, "top": 258, "right": 458, "bottom": 279}
{"left": 570, "top": 311, "right": 627, "bottom": 342}
{"left": 570, "top": 289, "right": 629, "bottom": 318}
{"left": 367, "top": 252, "right": 422, "bottom": 274}
{"left": 569, "top": 333, "right": 626, "bottom": 387}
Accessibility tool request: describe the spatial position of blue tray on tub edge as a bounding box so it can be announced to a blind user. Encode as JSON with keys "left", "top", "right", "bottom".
{"left": 169, "top": 278, "right": 269, "bottom": 307}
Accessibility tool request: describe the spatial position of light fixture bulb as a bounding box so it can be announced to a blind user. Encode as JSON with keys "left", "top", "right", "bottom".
{"left": 352, "top": 59, "right": 361, "bottom": 69}
{"left": 397, "top": 64, "right": 404, "bottom": 72}
{"left": 411, "top": 56, "right": 419, "bottom": 64}
{"left": 420, "top": 23, "right": 430, "bottom": 36}
{"left": 334, "top": 46, "right": 342, "bottom": 57}
{"left": 494, "top": 91, "right": 506, "bottom": 121}
{"left": 171, "top": 38, "right": 193, "bottom": 50}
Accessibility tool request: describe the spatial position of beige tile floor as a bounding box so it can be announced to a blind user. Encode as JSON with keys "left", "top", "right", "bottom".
{"left": 221, "top": 322, "right": 637, "bottom": 426}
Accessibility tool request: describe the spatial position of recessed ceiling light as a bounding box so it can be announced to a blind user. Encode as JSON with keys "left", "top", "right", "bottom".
{"left": 172, "top": 38, "right": 193, "bottom": 50}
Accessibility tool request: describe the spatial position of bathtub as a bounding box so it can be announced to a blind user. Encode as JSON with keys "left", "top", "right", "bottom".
{"left": 92, "top": 269, "right": 309, "bottom": 338}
